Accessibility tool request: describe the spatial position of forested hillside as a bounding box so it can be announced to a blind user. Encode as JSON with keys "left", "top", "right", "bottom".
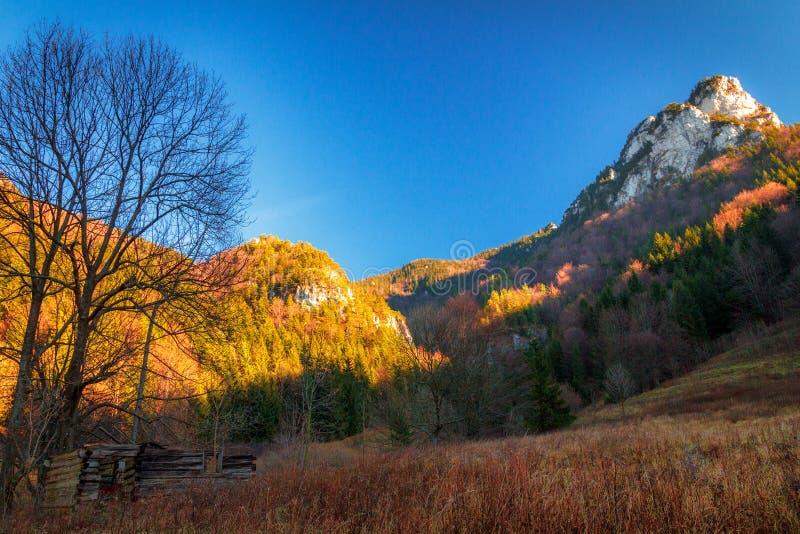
{"left": 2, "top": 47, "right": 799, "bottom": 517}
{"left": 190, "top": 235, "right": 410, "bottom": 443}
{"left": 0, "top": 24, "right": 411, "bottom": 510}
{"left": 361, "top": 79, "right": 800, "bottom": 440}
{"left": 0, "top": 225, "right": 411, "bottom": 442}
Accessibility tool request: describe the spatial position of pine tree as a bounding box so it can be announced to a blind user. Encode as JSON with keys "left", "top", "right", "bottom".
{"left": 648, "top": 232, "right": 677, "bottom": 267}
{"left": 524, "top": 340, "right": 574, "bottom": 433}
{"left": 627, "top": 271, "right": 644, "bottom": 294}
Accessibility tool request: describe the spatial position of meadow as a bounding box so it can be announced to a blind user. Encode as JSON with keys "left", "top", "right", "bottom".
{"left": 10, "top": 321, "right": 799, "bottom": 533}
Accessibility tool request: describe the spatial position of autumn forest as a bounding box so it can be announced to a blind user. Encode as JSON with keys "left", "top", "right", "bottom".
{"left": 1, "top": 16, "right": 799, "bottom": 533}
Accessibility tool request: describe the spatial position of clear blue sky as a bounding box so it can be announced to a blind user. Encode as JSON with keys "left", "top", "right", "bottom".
{"left": 1, "top": 1, "right": 798, "bottom": 277}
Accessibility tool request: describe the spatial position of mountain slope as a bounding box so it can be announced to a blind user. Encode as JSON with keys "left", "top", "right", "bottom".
{"left": 362, "top": 75, "right": 800, "bottom": 416}
{"left": 198, "top": 235, "right": 409, "bottom": 383}
{"left": 44, "top": 320, "right": 800, "bottom": 532}
{"left": 579, "top": 319, "right": 800, "bottom": 424}
{"left": 364, "top": 75, "right": 788, "bottom": 311}
{"left": 563, "top": 75, "right": 781, "bottom": 225}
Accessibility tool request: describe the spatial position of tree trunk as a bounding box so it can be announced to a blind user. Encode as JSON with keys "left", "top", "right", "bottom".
{"left": 58, "top": 294, "right": 93, "bottom": 451}
{"left": 131, "top": 302, "right": 161, "bottom": 443}
{"left": 432, "top": 392, "right": 442, "bottom": 444}
{"left": 1, "top": 286, "right": 45, "bottom": 512}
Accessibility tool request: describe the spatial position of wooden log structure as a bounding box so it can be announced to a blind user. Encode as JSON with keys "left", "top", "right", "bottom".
{"left": 42, "top": 450, "right": 85, "bottom": 509}
{"left": 42, "top": 442, "right": 256, "bottom": 508}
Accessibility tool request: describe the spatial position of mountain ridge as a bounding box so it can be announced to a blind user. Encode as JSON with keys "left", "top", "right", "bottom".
{"left": 362, "top": 75, "right": 784, "bottom": 310}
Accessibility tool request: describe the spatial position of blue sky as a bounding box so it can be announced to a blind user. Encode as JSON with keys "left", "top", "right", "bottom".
{"left": 1, "top": 1, "right": 798, "bottom": 277}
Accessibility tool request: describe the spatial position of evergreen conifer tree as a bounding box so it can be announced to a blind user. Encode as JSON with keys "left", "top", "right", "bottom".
{"left": 524, "top": 340, "right": 574, "bottom": 433}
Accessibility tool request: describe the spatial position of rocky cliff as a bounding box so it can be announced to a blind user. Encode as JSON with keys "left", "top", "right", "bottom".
{"left": 563, "top": 75, "right": 781, "bottom": 224}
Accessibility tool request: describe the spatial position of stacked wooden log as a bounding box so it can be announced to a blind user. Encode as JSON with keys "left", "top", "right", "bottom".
{"left": 43, "top": 443, "right": 258, "bottom": 506}
{"left": 42, "top": 450, "right": 85, "bottom": 509}
{"left": 77, "top": 444, "right": 140, "bottom": 502}
{"left": 135, "top": 445, "right": 215, "bottom": 497}
{"left": 221, "top": 455, "right": 257, "bottom": 478}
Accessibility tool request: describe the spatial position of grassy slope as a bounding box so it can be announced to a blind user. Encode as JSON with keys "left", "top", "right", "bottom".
{"left": 16, "top": 320, "right": 800, "bottom": 532}
{"left": 579, "top": 320, "right": 800, "bottom": 424}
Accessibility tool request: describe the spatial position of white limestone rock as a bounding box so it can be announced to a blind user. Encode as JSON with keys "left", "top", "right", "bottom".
{"left": 564, "top": 75, "right": 782, "bottom": 220}
{"left": 612, "top": 103, "right": 757, "bottom": 207}
{"left": 688, "top": 75, "right": 781, "bottom": 127}
{"left": 294, "top": 284, "right": 349, "bottom": 307}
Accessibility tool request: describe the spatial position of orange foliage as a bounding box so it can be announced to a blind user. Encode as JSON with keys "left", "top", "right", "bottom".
{"left": 555, "top": 262, "right": 590, "bottom": 288}
{"left": 696, "top": 151, "right": 747, "bottom": 176}
{"left": 584, "top": 212, "right": 611, "bottom": 226}
{"left": 713, "top": 182, "right": 791, "bottom": 234}
{"left": 628, "top": 259, "right": 644, "bottom": 274}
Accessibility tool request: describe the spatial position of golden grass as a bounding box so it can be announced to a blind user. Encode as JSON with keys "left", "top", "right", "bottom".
{"left": 8, "top": 322, "right": 800, "bottom": 533}
{"left": 16, "top": 413, "right": 799, "bottom": 533}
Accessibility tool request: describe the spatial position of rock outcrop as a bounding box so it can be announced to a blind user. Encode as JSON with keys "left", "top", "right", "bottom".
{"left": 564, "top": 76, "right": 781, "bottom": 223}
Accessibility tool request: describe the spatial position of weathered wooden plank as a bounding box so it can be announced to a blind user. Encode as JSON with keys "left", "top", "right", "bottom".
{"left": 43, "top": 490, "right": 77, "bottom": 504}
{"left": 46, "top": 443, "right": 256, "bottom": 503}
{"left": 139, "top": 451, "right": 175, "bottom": 456}
{"left": 137, "top": 469, "right": 205, "bottom": 476}
{"left": 44, "top": 476, "right": 80, "bottom": 488}
{"left": 137, "top": 458, "right": 205, "bottom": 467}
{"left": 44, "top": 484, "right": 78, "bottom": 496}
{"left": 45, "top": 479, "right": 81, "bottom": 492}
{"left": 45, "top": 465, "right": 81, "bottom": 480}
{"left": 48, "top": 456, "right": 86, "bottom": 469}
{"left": 136, "top": 471, "right": 211, "bottom": 480}
{"left": 48, "top": 457, "right": 83, "bottom": 470}
{"left": 142, "top": 454, "right": 205, "bottom": 460}
{"left": 138, "top": 460, "right": 205, "bottom": 467}
{"left": 44, "top": 477, "right": 80, "bottom": 488}
{"left": 46, "top": 460, "right": 83, "bottom": 474}
{"left": 138, "top": 467, "right": 206, "bottom": 474}
{"left": 222, "top": 463, "right": 256, "bottom": 470}
{"left": 223, "top": 468, "right": 256, "bottom": 474}
{"left": 47, "top": 460, "right": 83, "bottom": 470}
{"left": 138, "top": 453, "right": 206, "bottom": 460}
{"left": 87, "top": 444, "right": 141, "bottom": 452}
{"left": 49, "top": 449, "right": 84, "bottom": 463}
{"left": 136, "top": 475, "right": 224, "bottom": 485}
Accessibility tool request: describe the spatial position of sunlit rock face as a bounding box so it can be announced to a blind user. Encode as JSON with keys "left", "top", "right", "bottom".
{"left": 564, "top": 76, "right": 781, "bottom": 221}
{"left": 687, "top": 75, "right": 781, "bottom": 127}
{"left": 613, "top": 103, "right": 756, "bottom": 207}
{"left": 294, "top": 284, "right": 351, "bottom": 307}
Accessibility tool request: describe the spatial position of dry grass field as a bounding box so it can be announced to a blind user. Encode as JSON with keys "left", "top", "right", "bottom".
{"left": 9, "top": 322, "right": 800, "bottom": 533}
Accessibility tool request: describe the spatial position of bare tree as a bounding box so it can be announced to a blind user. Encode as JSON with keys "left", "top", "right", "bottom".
{"left": 0, "top": 21, "right": 250, "bottom": 509}
{"left": 298, "top": 366, "right": 333, "bottom": 468}
{"left": 729, "top": 238, "right": 783, "bottom": 322}
{"left": 604, "top": 362, "right": 637, "bottom": 416}
{"left": 0, "top": 24, "right": 89, "bottom": 510}
{"left": 403, "top": 304, "right": 460, "bottom": 443}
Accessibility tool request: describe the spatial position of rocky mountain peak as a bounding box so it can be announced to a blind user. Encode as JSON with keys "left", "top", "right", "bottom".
{"left": 688, "top": 75, "right": 781, "bottom": 127}
{"left": 563, "top": 75, "right": 781, "bottom": 225}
